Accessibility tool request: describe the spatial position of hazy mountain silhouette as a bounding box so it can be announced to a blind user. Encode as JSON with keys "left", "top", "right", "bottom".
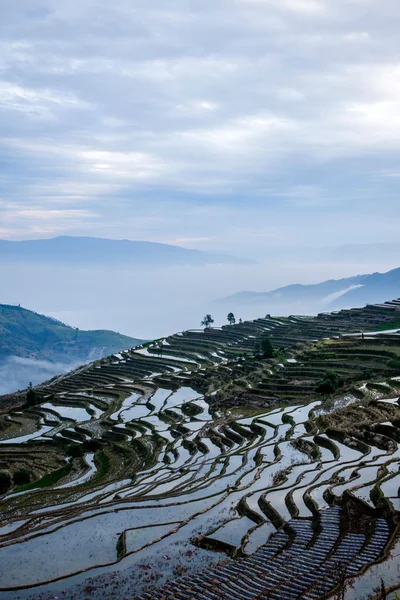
{"left": 218, "top": 267, "right": 400, "bottom": 313}
{"left": 0, "top": 236, "right": 254, "bottom": 267}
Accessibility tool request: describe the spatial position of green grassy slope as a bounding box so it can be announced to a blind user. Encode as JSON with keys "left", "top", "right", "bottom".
{"left": 0, "top": 304, "right": 143, "bottom": 362}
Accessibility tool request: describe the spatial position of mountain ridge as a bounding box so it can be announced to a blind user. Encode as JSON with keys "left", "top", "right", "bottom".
{"left": 217, "top": 267, "right": 400, "bottom": 312}
{"left": 0, "top": 236, "right": 254, "bottom": 267}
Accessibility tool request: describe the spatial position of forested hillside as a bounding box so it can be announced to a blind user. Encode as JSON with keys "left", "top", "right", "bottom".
{"left": 0, "top": 304, "right": 143, "bottom": 363}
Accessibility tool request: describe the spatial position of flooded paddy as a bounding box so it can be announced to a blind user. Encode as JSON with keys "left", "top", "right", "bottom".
{"left": 1, "top": 307, "right": 400, "bottom": 598}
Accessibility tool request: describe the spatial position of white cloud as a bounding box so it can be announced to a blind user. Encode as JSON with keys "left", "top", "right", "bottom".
{"left": 343, "top": 32, "right": 371, "bottom": 42}
{"left": 238, "top": 0, "right": 327, "bottom": 14}
{"left": 78, "top": 149, "right": 168, "bottom": 181}
{"left": 16, "top": 209, "right": 97, "bottom": 220}
{"left": 175, "top": 101, "right": 220, "bottom": 115}
{"left": 0, "top": 81, "right": 90, "bottom": 118}
{"left": 0, "top": 0, "right": 399, "bottom": 246}
{"left": 171, "top": 237, "right": 210, "bottom": 245}
{"left": 178, "top": 113, "right": 296, "bottom": 155}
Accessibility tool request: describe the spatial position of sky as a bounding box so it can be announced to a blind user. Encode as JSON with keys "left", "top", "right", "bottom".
{"left": 1, "top": 0, "right": 400, "bottom": 257}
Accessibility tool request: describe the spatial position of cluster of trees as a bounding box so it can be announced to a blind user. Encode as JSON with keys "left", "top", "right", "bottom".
{"left": 315, "top": 370, "right": 344, "bottom": 394}
{"left": 200, "top": 313, "right": 275, "bottom": 359}
{"left": 200, "top": 312, "right": 243, "bottom": 328}
{"left": 257, "top": 335, "right": 274, "bottom": 358}
{"left": 0, "top": 468, "right": 31, "bottom": 493}
{"left": 387, "top": 357, "right": 400, "bottom": 371}
{"left": 0, "top": 472, "right": 11, "bottom": 493}
{"left": 26, "top": 383, "right": 42, "bottom": 408}
{"left": 226, "top": 312, "right": 243, "bottom": 325}
{"left": 201, "top": 314, "right": 214, "bottom": 328}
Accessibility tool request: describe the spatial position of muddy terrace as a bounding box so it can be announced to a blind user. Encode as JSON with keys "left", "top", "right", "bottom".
{"left": 1, "top": 301, "right": 400, "bottom": 599}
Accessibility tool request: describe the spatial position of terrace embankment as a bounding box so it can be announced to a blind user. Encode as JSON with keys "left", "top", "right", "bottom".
{"left": 0, "top": 300, "right": 400, "bottom": 599}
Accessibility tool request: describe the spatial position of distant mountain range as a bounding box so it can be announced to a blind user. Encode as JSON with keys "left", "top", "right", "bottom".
{"left": 0, "top": 236, "right": 253, "bottom": 267}
{"left": 0, "top": 304, "right": 143, "bottom": 364}
{"left": 217, "top": 267, "right": 400, "bottom": 314}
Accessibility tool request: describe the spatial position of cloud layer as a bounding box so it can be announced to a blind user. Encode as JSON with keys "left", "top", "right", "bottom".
{"left": 0, "top": 356, "right": 78, "bottom": 395}
{"left": 1, "top": 0, "right": 400, "bottom": 254}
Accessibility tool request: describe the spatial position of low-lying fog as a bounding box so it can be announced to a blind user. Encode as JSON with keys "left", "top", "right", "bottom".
{"left": 0, "top": 257, "right": 397, "bottom": 395}
{"left": 0, "top": 357, "right": 80, "bottom": 396}
{"left": 1, "top": 258, "right": 396, "bottom": 339}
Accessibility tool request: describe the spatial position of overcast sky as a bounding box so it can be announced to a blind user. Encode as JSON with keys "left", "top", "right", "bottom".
{"left": 1, "top": 0, "right": 400, "bottom": 256}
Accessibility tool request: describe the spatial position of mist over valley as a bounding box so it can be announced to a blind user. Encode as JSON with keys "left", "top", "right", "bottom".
{"left": 1, "top": 237, "right": 399, "bottom": 394}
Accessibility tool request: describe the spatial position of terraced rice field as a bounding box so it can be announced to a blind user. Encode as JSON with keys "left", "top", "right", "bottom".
{"left": 1, "top": 301, "right": 400, "bottom": 599}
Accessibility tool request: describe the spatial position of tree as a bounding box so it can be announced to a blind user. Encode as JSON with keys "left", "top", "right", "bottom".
{"left": 227, "top": 312, "right": 236, "bottom": 325}
{"left": 259, "top": 335, "right": 274, "bottom": 358}
{"left": 26, "top": 383, "right": 40, "bottom": 408}
{"left": 315, "top": 370, "right": 343, "bottom": 394}
{"left": 239, "top": 318, "right": 243, "bottom": 324}
{"left": 0, "top": 471, "right": 11, "bottom": 494}
{"left": 13, "top": 468, "right": 31, "bottom": 486}
{"left": 201, "top": 314, "right": 214, "bottom": 328}
{"left": 387, "top": 357, "right": 400, "bottom": 370}
{"left": 68, "top": 444, "right": 84, "bottom": 458}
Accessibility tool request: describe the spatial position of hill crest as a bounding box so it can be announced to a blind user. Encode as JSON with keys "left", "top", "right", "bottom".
{"left": 0, "top": 236, "right": 254, "bottom": 267}
{"left": 0, "top": 303, "right": 143, "bottom": 363}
